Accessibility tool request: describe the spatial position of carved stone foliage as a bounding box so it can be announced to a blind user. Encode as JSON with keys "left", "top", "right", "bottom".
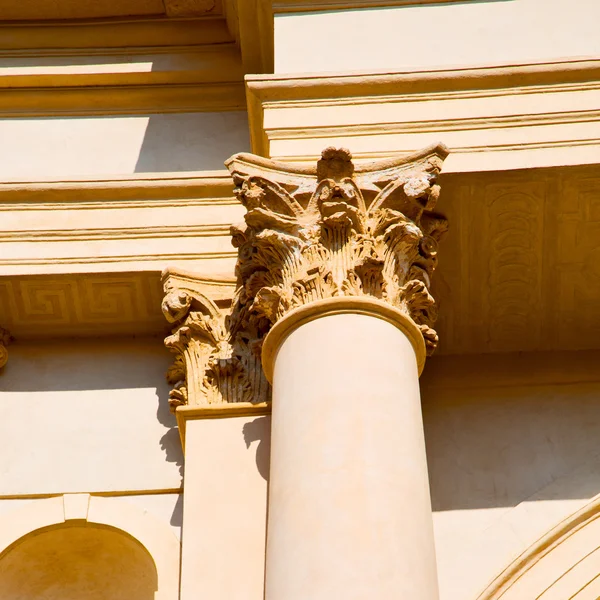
{"left": 225, "top": 144, "right": 449, "bottom": 355}
{"left": 0, "top": 327, "right": 12, "bottom": 370}
{"left": 162, "top": 268, "right": 270, "bottom": 412}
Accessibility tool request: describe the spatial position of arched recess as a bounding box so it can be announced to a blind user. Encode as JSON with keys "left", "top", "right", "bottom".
{"left": 478, "top": 494, "right": 600, "bottom": 599}
{"left": 0, "top": 494, "right": 179, "bottom": 600}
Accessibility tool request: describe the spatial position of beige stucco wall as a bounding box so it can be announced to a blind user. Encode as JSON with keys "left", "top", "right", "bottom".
{"left": 0, "top": 112, "right": 249, "bottom": 179}
{"left": 422, "top": 350, "right": 600, "bottom": 600}
{"left": 0, "top": 494, "right": 181, "bottom": 600}
{"left": 180, "top": 415, "right": 269, "bottom": 600}
{"left": 0, "top": 337, "right": 183, "bottom": 495}
{"left": 4, "top": 341, "right": 600, "bottom": 599}
{"left": 275, "top": 0, "right": 600, "bottom": 73}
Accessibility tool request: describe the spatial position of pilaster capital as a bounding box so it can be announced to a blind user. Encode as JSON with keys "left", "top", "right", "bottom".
{"left": 162, "top": 268, "right": 270, "bottom": 416}
{"left": 0, "top": 327, "right": 12, "bottom": 370}
{"left": 225, "top": 144, "right": 449, "bottom": 366}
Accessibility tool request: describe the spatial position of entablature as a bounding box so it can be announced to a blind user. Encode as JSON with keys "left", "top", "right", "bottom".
{"left": 3, "top": 162, "right": 600, "bottom": 359}
{"left": 246, "top": 57, "right": 600, "bottom": 173}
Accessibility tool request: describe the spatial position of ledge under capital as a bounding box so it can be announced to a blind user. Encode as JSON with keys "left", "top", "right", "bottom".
{"left": 225, "top": 143, "right": 449, "bottom": 361}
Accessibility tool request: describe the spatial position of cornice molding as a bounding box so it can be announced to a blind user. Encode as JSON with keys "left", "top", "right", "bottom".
{"left": 0, "top": 83, "right": 246, "bottom": 117}
{"left": 0, "top": 17, "right": 245, "bottom": 115}
{"left": 0, "top": 172, "right": 240, "bottom": 276}
{"left": 0, "top": 171, "right": 234, "bottom": 206}
{"left": 0, "top": 17, "right": 233, "bottom": 50}
{"left": 246, "top": 57, "right": 600, "bottom": 171}
{"left": 247, "top": 57, "right": 600, "bottom": 101}
{"left": 273, "top": 0, "right": 477, "bottom": 11}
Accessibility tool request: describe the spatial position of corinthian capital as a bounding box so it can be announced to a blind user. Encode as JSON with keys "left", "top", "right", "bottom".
{"left": 162, "top": 268, "right": 270, "bottom": 413}
{"left": 225, "top": 144, "right": 449, "bottom": 356}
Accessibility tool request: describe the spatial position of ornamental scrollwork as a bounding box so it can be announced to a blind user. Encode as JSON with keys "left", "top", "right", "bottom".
{"left": 162, "top": 269, "right": 270, "bottom": 413}
{"left": 225, "top": 144, "right": 449, "bottom": 356}
{"left": 163, "top": 144, "right": 448, "bottom": 410}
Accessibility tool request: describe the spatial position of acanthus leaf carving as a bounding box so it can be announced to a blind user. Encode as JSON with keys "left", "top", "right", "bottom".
{"left": 162, "top": 269, "right": 270, "bottom": 413}
{"left": 225, "top": 144, "right": 449, "bottom": 357}
{"left": 162, "top": 144, "right": 448, "bottom": 410}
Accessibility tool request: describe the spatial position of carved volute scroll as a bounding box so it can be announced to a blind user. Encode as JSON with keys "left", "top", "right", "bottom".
{"left": 163, "top": 144, "right": 448, "bottom": 411}
{"left": 162, "top": 268, "right": 270, "bottom": 413}
{"left": 0, "top": 327, "right": 12, "bottom": 370}
{"left": 225, "top": 144, "right": 449, "bottom": 357}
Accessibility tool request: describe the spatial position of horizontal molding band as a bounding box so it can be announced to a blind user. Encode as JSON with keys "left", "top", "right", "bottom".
{"left": 267, "top": 81, "right": 600, "bottom": 111}
{"left": 247, "top": 56, "right": 600, "bottom": 169}
{"left": 1, "top": 197, "right": 239, "bottom": 212}
{"left": 273, "top": 0, "right": 471, "bottom": 12}
{"left": 0, "top": 45, "right": 243, "bottom": 89}
{"left": 0, "top": 82, "right": 246, "bottom": 116}
{"left": 0, "top": 224, "right": 232, "bottom": 243}
{"left": 247, "top": 57, "right": 600, "bottom": 101}
{"left": 0, "top": 17, "right": 233, "bottom": 50}
{"left": 0, "top": 488, "right": 183, "bottom": 501}
{"left": 278, "top": 138, "right": 600, "bottom": 163}
{"left": 0, "top": 172, "right": 234, "bottom": 207}
{"left": 267, "top": 109, "right": 600, "bottom": 140}
{"left": 0, "top": 252, "right": 237, "bottom": 267}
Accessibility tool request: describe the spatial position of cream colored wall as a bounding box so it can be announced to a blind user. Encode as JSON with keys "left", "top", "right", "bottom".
{"left": 0, "top": 112, "right": 249, "bottom": 179}
{"left": 0, "top": 494, "right": 181, "bottom": 600}
{"left": 274, "top": 0, "right": 600, "bottom": 73}
{"left": 422, "top": 351, "right": 600, "bottom": 600}
{"left": 0, "top": 337, "right": 183, "bottom": 495}
{"left": 180, "top": 415, "right": 269, "bottom": 600}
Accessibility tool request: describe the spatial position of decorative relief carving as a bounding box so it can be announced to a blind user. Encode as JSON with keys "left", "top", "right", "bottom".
{"left": 162, "top": 145, "right": 447, "bottom": 410}
{"left": 162, "top": 268, "right": 270, "bottom": 413}
{"left": 0, "top": 327, "right": 12, "bottom": 370}
{"left": 225, "top": 144, "right": 449, "bottom": 356}
{"left": 487, "top": 188, "right": 544, "bottom": 352}
{"left": 0, "top": 273, "right": 174, "bottom": 339}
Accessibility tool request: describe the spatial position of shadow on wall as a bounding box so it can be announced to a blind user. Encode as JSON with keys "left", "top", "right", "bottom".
{"left": 422, "top": 372, "right": 600, "bottom": 511}
{"left": 134, "top": 112, "right": 251, "bottom": 173}
{"left": 243, "top": 416, "right": 271, "bottom": 482}
{"left": 156, "top": 383, "right": 184, "bottom": 479}
{"left": 2, "top": 337, "right": 184, "bottom": 488}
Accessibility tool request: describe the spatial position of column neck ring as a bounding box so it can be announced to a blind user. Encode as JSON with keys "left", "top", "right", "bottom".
{"left": 261, "top": 296, "right": 426, "bottom": 384}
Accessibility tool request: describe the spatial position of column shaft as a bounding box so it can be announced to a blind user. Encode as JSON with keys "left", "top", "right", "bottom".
{"left": 265, "top": 312, "right": 439, "bottom": 600}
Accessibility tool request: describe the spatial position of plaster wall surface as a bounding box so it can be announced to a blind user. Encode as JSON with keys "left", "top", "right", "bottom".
{"left": 274, "top": 0, "right": 600, "bottom": 73}
{"left": 0, "top": 337, "right": 183, "bottom": 496}
{"left": 0, "top": 493, "right": 181, "bottom": 600}
{"left": 180, "top": 415, "right": 270, "bottom": 600}
{"left": 0, "top": 112, "right": 249, "bottom": 179}
{"left": 422, "top": 351, "right": 600, "bottom": 600}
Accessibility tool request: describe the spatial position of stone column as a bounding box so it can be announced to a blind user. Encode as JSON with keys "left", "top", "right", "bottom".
{"left": 225, "top": 144, "right": 449, "bottom": 600}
